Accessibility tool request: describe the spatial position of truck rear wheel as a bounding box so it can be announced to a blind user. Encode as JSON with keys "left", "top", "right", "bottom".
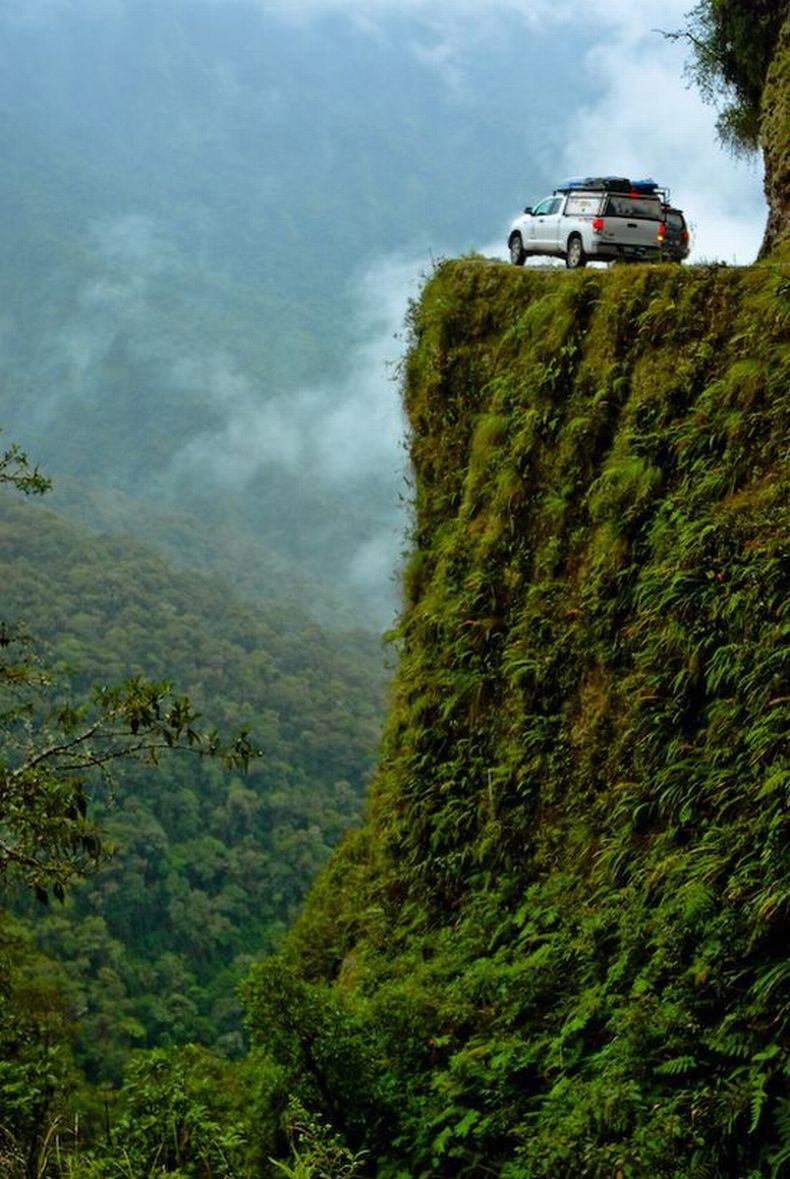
{"left": 565, "top": 235, "right": 586, "bottom": 269}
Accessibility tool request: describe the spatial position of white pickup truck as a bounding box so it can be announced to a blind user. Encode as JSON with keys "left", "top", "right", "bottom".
{"left": 508, "top": 177, "right": 668, "bottom": 269}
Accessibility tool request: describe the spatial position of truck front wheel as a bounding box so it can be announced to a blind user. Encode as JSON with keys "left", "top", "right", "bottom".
{"left": 565, "top": 235, "right": 587, "bottom": 269}
{"left": 509, "top": 232, "right": 527, "bottom": 266}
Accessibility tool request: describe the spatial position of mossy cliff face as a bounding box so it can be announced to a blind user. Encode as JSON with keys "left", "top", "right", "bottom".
{"left": 247, "top": 259, "right": 790, "bottom": 1176}
{"left": 761, "top": 8, "right": 790, "bottom": 254}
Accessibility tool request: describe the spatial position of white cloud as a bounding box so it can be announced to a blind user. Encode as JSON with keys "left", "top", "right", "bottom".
{"left": 170, "top": 252, "right": 418, "bottom": 491}
{"left": 206, "top": 0, "right": 693, "bottom": 43}
{"left": 166, "top": 251, "right": 421, "bottom": 611}
{"left": 218, "top": 0, "right": 687, "bottom": 29}
{"left": 88, "top": 214, "right": 167, "bottom": 275}
{"left": 222, "top": 0, "right": 554, "bottom": 23}
{"left": 33, "top": 215, "right": 165, "bottom": 414}
{"left": 5, "top": 0, "right": 125, "bottom": 21}
{"left": 559, "top": 16, "right": 766, "bottom": 263}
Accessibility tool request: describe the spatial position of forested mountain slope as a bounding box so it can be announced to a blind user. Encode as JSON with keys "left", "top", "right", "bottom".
{"left": 0, "top": 495, "right": 386, "bottom": 1079}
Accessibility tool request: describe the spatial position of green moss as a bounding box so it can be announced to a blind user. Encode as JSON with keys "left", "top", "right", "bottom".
{"left": 759, "top": 9, "right": 790, "bottom": 254}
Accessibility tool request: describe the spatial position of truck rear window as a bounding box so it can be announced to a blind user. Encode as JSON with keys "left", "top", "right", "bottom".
{"left": 565, "top": 194, "right": 603, "bottom": 216}
{"left": 604, "top": 195, "right": 663, "bottom": 220}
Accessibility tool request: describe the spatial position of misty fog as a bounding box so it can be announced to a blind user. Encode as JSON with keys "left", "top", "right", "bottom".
{"left": 0, "top": 0, "right": 767, "bottom": 627}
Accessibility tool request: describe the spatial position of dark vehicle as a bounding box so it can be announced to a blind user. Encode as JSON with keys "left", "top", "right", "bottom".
{"left": 658, "top": 207, "right": 691, "bottom": 261}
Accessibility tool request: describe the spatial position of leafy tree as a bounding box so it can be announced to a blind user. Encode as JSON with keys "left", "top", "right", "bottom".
{"left": 1, "top": 668, "right": 254, "bottom": 899}
{"left": 0, "top": 440, "right": 255, "bottom": 900}
{"left": 0, "top": 439, "right": 50, "bottom": 497}
{"left": 269, "top": 1099, "right": 368, "bottom": 1179}
{"left": 667, "top": 0, "right": 789, "bottom": 152}
{"left": 51, "top": 1045, "right": 252, "bottom": 1178}
{"left": 242, "top": 956, "right": 394, "bottom": 1157}
{"left": 0, "top": 912, "right": 76, "bottom": 1179}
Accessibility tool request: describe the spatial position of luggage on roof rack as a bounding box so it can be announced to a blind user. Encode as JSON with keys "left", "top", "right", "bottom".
{"left": 554, "top": 176, "right": 631, "bottom": 193}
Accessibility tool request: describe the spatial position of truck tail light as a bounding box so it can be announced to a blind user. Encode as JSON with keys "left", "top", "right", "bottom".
{"left": 591, "top": 217, "right": 605, "bottom": 233}
{"left": 657, "top": 223, "right": 666, "bottom": 242}
{"left": 681, "top": 230, "right": 690, "bottom": 242}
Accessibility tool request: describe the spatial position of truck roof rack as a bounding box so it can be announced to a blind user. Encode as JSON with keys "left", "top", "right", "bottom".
{"left": 554, "top": 175, "right": 671, "bottom": 204}
{"left": 554, "top": 176, "right": 632, "bottom": 193}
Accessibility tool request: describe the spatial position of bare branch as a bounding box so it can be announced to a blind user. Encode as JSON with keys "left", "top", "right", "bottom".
{"left": 0, "top": 838, "right": 48, "bottom": 871}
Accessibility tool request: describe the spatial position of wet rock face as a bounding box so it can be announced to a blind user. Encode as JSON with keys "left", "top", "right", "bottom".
{"left": 760, "top": 11, "right": 790, "bottom": 257}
